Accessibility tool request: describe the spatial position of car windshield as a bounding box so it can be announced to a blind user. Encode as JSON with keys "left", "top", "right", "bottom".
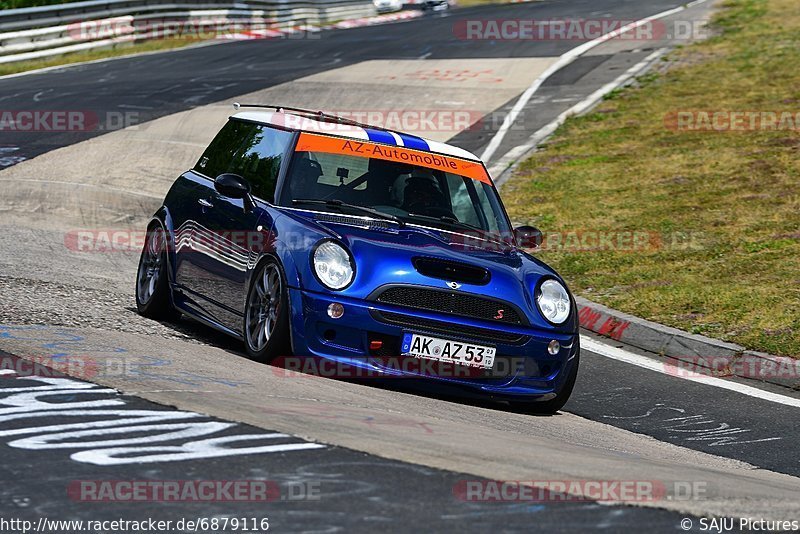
{"left": 278, "top": 134, "right": 512, "bottom": 241}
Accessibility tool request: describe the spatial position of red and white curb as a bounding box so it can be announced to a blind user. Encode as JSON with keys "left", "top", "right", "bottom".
{"left": 577, "top": 297, "right": 800, "bottom": 391}
{"left": 325, "top": 10, "right": 424, "bottom": 30}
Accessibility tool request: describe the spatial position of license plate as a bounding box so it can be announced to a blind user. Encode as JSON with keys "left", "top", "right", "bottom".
{"left": 401, "top": 333, "right": 496, "bottom": 369}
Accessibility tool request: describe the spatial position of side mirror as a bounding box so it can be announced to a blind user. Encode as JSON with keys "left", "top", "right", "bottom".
{"left": 214, "top": 173, "right": 250, "bottom": 199}
{"left": 214, "top": 173, "right": 255, "bottom": 212}
{"left": 514, "top": 225, "right": 543, "bottom": 249}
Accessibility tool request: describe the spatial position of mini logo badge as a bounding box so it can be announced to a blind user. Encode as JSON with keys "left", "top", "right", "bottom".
{"left": 494, "top": 310, "right": 505, "bottom": 320}
{"left": 447, "top": 281, "right": 461, "bottom": 290}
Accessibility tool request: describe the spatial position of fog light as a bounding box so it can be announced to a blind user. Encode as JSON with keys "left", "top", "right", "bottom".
{"left": 547, "top": 340, "right": 560, "bottom": 355}
{"left": 327, "top": 303, "right": 344, "bottom": 319}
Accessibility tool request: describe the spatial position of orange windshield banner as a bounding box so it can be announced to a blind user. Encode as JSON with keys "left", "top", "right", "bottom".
{"left": 295, "top": 132, "right": 492, "bottom": 185}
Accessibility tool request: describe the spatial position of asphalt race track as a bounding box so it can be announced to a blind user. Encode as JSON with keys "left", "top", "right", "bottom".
{"left": 1, "top": 0, "right": 799, "bottom": 532}
{"left": 0, "top": 352, "right": 698, "bottom": 532}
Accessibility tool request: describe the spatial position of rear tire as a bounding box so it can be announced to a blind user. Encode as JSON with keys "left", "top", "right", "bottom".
{"left": 511, "top": 348, "right": 580, "bottom": 415}
{"left": 244, "top": 257, "right": 291, "bottom": 363}
{"left": 135, "top": 224, "right": 175, "bottom": 320}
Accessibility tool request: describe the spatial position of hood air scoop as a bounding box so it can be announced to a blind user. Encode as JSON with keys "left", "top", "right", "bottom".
{"left": 412, "top": 257, "right": 490, "bottom": 285}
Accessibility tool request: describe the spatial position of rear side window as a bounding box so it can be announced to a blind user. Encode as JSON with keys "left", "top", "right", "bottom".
{"left": 195, "top": 120, "right": 293, "bottom": 202}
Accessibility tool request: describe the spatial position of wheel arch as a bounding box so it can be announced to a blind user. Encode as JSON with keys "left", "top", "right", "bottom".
{"left": 147, "top": 206, "right": 176, "bottom": 285}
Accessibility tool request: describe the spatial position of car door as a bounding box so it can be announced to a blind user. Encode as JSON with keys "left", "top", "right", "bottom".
{"left": 190, "top": 122, "right": 294, "bottom": 332}
{"left": 173, "top": 119, "right": 252, "bottom": 314}
{"left": 169, "top": 170, "right": 218, "bottom": 301}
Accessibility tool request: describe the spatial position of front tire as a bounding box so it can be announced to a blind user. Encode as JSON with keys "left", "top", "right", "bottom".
{"left": 135, "top": 224, "right": 175, "bottom": 319}
{"left": 244, "top": 257, "right": 291, "bottom": 362}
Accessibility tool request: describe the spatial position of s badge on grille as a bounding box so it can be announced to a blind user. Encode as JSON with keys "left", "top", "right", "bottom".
{"left": 447, "top": 281, "right": 461, "bottom": 290}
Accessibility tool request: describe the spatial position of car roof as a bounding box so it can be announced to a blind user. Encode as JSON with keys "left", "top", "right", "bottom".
{"left": 231, "top": 110, "right": 483, "bottom": 163}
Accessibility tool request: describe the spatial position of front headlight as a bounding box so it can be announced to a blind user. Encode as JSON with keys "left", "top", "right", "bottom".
{"left": 313, "top": 240, "right": 355, "bottom": 290}
{"left": 537, "top": 279, "right": 571, "bottom": 324}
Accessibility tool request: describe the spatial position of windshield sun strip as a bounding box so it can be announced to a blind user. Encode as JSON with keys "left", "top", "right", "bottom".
{"left": 294, "top": 132, "right": 492, "bottom": 185}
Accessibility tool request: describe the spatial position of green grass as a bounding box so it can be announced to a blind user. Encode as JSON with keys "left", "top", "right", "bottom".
{"left": 503, "top": 0, "right": 800, "bottom": 357}
{"left": 0, "top": 39, "right": 206, "bottom": 77}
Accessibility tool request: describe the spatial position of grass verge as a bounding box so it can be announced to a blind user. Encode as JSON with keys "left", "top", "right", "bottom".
{"left": 503, "top": 0, "right": 800, "bottom": 357}
{"left": 0, "top": 39, "right": 208, "bottom": 77}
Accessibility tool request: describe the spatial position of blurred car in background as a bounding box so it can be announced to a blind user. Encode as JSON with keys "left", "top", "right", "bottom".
{"left": 420, "top": 0, "right": 451, "bottom": 11}
{"left": 373, "top": 0, "right": 403, "bottom": 13}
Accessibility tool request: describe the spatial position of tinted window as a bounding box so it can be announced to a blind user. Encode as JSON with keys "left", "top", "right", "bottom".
{"left": 280, "top": 150, "right": 510, "bottom": 237}
{"left": 195, "top": 120, "right": 293, "bottom": 202}
{"left": 228, "top": 125, "right": 293, "bottom": 202}
{"left": 195, "top": 120, "right": 250, "bottom": 179}
{"left": 313, "top": 152, "right": 369, "bottom": 190}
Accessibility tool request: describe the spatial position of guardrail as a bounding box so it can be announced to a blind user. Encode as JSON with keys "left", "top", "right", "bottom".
{"left": 0, "top": 0, "right": 377, "bottom": 64}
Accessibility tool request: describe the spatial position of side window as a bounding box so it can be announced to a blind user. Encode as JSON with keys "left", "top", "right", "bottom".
{"left": 195, "top": 121, "right": 293, "bottom": 203}
{"left": 474, "top": 183, "right": 501, "bottom": 232}
{"left": 447, "top": 174, "right": 482, "bottom": 227}
{"left": 228, "top": 124, "right": 293, "bottom": 202}
{"left": 446, "top": 174, "right": 501, "bottom": 232}
{"left": 194, "top": 120, "right": 251, "bottom": 179}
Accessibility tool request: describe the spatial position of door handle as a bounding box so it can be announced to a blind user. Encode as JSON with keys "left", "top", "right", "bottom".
{"left": 198, "top": 198, "right": 213, "bottom": 208}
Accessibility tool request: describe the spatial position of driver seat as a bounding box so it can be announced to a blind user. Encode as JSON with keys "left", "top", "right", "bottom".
{"left": 400, "top": 171, "right": 445, "bottom": 213}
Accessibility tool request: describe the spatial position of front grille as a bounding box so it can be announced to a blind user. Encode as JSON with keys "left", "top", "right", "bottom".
{"left": 373, "top": 286, "right": 525, "bottom": 325}
{"left": 372, "top": 310, "right": 530, "bottom": 345}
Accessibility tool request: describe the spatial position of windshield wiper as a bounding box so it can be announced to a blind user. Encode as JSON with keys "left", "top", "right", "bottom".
{"left": 292, "top": 199, "right": 405, "bottom": 227}
{"left": 406, "top": 213, "right": 510, "bottom": 245}
{"left": 406, "top": 213, "right": 489, "bottom": 235}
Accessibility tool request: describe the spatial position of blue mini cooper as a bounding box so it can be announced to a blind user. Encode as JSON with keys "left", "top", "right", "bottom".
{"left": 136, "top": 105, "right": 579, "bottom": 413}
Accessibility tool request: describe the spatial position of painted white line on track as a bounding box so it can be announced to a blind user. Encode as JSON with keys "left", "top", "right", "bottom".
{"left": 490, "top": 47, "right": 668, "bottom": 183}
{"left": 0, "top": 370, "right": 17, "bottom": 376}
{"left": 480, "top": 0, "right": 710, "bottom": 163}
{"left": 581, "top": 335, "right": 800, "bottom": 410}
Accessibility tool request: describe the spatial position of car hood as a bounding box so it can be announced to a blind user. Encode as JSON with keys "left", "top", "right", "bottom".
{"left": 276, "top": 209, "right": 574, "bottom": 332}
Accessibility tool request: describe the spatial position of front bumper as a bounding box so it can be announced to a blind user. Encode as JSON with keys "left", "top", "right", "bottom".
{"left": 286, "top": 287, "right": 579, "bottom": 399}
